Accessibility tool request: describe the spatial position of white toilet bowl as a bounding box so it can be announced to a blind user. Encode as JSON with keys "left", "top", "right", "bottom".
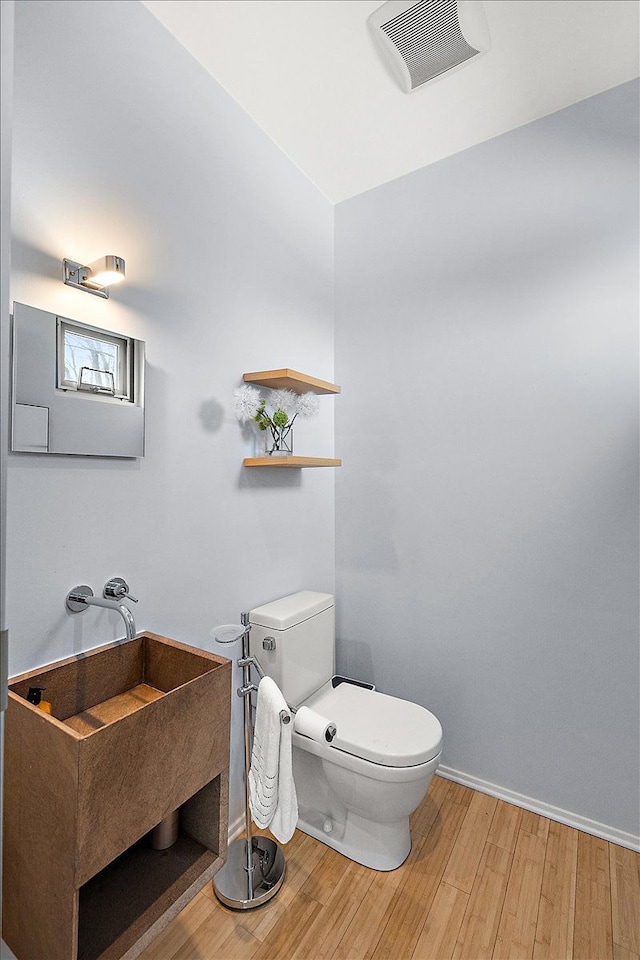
{"left": 249, "top": 591, "right": 444, "bottom": 871}
{"left": 292, "top": 679, "right": 443, "bottom": 870}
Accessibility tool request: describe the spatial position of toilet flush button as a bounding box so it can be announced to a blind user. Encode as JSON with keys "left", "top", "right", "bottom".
{"left": 323, "top": 819, "right": 333, "bottom": 834}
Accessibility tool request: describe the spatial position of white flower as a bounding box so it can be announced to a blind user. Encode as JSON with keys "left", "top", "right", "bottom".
{"left": 232, "top": 384, "right": 262, "bottom": 422}
{"left": 296, "top": 391, "right": 320, "bottom": 419}
{"left": 269, "top": 389, "right": 298, "bottom": 417}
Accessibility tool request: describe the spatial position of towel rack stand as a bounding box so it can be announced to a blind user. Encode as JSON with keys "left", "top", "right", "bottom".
{"left": 212, "top": 613, "right": 287, "bottom": 910}
{"left": 237, "top": 653, "right": 295, "bottom": 723}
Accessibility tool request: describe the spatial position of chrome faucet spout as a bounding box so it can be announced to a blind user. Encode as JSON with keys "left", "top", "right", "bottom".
{"left": 117, "top": 602, "right": 136, "bottom": 641}
{"left": 81, "top": 596, "right": 136, "bottom": 641}
{"left": 66, "top": 585, "right": 137, "bottom": 641}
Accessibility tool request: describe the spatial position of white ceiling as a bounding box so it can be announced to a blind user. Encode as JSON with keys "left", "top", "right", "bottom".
{"left": 142, "top": 0, "right": 640, "bottom": 203}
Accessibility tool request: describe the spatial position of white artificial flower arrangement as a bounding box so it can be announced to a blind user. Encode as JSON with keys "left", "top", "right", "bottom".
{"left": 233, "top": 384, "right": 320, "bottom": 454}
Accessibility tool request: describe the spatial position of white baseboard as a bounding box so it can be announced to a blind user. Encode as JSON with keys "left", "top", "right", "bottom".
{"left": 227, "top": 772, "right": 639, "bottom": 853}
{"left": 436, "top": 765, "right": 640, "bottom": 852}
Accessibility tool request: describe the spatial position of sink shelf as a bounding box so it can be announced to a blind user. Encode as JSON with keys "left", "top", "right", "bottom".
{"left": 2, "top": 633, "right": 232, "bottom": 960}
{"left": 64, "top": 682, "right": 165, "bottom": 735}
{"left": 78, "top": 832, "right": 223, "bottom": 960}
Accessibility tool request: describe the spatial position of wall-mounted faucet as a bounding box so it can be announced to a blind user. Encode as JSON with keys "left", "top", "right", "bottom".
{"left": 66, "top": 578, "right": 138, "bottom": 641}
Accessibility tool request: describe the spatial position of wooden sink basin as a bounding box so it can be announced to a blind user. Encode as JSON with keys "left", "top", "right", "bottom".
{"left": 3, "top": 632, "right": 232, "bottom": 960}
{"left": 9, "top": 631, "right": 226, "bottom": 737}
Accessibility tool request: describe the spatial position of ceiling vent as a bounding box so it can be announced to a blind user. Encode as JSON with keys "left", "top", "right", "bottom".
{"left": 368, "top": 0, "right": 490, "bottom": 93}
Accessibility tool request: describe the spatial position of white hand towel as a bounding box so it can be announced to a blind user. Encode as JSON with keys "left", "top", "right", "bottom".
{"left": 249, "top": 676, "right": 298, "bottom": 843}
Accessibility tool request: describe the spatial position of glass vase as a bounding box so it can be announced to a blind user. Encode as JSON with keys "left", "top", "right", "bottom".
{"left": 268, "top": 427, "right": 293, "bottom": 457}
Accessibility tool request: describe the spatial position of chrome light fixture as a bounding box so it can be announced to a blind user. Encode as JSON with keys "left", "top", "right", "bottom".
{"left": 63, "top": 254, "right": 126, "bottom": 299}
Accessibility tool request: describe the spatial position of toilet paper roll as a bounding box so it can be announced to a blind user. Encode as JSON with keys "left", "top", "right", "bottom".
{"left": 294, "top": 706, "right": 337, "bottom": 743}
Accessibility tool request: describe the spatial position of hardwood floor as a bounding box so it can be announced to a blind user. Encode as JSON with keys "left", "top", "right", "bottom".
{"left": 139, "top": 776, "right": 640, "bottom": 960}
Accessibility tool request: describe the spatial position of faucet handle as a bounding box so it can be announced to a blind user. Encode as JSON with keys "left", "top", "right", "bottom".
{"left": 66, "top": 585, "right": 94, "bottom": 612}
{"left": 104, "top": 577, "right": 138, "bottom": 603}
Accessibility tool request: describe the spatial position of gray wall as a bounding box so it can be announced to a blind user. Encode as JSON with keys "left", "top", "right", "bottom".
{"left": 335, "top": 81, "right": 639, "bottom": 840}
{"left": 8, "top": 0, "right": 335, "bottom": 829}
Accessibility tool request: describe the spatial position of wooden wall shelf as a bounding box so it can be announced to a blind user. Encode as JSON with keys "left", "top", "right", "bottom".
{"left": 244, "top": 456, "right": 341, "bottom": 468}
{"left": 243, "top": 368, "right": 340, "bottom": 395}
{"left": 242, "top": 368, "right": 341, "bottom": 466}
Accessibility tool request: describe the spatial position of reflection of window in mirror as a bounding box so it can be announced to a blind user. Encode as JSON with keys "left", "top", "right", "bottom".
{"left": 56, "top": 319, "right": 133, "bottom": 401}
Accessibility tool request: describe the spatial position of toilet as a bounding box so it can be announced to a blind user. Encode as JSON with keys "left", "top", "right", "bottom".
{"left": 249, "top": 591, "right": 443, "bottom": 871}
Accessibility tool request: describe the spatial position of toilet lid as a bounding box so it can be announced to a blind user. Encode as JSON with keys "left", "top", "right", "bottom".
{"left": 302, "top": 681, "right": 443, "bottom": 767}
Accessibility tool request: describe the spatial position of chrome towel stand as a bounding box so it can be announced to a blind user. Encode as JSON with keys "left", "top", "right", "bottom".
{"left": 212, "top": 613, "right": 288, "bottom": 910}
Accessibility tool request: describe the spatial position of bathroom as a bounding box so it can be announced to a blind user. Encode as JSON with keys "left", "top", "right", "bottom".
{"left": 0, "top": 0, "right": 638, "bottom": 958}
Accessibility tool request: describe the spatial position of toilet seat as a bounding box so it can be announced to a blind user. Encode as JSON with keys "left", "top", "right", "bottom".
{"left": 299, "top": 680, "right": 443, "bottom": 768}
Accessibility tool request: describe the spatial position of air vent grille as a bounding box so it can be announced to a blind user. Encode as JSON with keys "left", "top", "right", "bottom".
{"left": 381, "top": 0, "right": 480, "bottom": 89}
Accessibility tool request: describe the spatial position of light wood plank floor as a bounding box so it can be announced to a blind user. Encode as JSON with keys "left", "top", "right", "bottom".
{"left": 139, "top": 776, "right": 640, "bottom": 960}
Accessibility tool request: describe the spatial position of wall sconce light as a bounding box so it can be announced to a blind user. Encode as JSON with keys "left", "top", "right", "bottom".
{"left": 63, "top": 255, "right": 126, "bottom": 299}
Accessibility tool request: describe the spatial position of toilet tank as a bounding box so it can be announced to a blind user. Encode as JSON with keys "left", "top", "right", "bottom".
{"left": 249, "top": 591, "right": 335, "bottom": 707}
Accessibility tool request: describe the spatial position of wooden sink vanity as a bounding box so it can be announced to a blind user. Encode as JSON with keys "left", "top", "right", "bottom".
{"left": 2, "top": 632, "right": 232, "bottom": 960}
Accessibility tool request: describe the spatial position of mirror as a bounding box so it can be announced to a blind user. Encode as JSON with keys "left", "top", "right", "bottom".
{"left": 11, "top": 302, "right": 145, "bottom": 458}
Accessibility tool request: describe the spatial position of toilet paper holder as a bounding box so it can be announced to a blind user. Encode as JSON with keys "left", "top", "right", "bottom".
{"left": 237, "top": 653, "right": 337, "bottom": 742}
{"left": 237, "top": 654, "right": 336, "bottom": 743}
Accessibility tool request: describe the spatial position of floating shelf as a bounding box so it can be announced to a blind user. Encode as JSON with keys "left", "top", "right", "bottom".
{"left": 243, "top": 368, "right": 340, "bottom": 396}
{"left": 244, "top": 456, "right": 341, "bottom": 468}
{"left": 242, "top": 369, "right": 341, "bottom": 467}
